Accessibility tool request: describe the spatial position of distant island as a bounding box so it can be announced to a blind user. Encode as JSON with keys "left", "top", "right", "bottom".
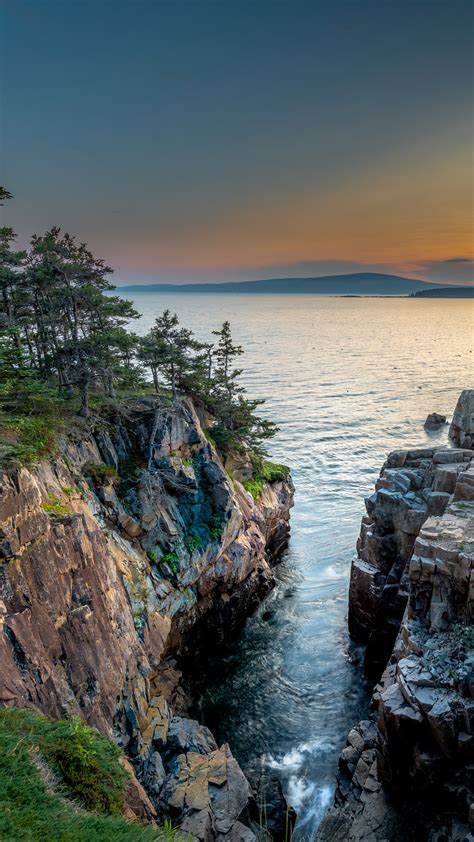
{"left": 117, "top": 272, "right": 473, "bottom": 296}
{"left": 409, "top": 286, "right": 473, "bottom": 298}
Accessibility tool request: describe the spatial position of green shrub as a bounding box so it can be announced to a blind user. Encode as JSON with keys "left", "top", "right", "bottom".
{"left": 244, "top": 458, "right": 289, "bottom": 500}
{"left": 162, "top": 551, "right": 179, "bottom": 574}
{"left": 258, "top": 460, "right": 289, "bottom": 483}
{"left": 84, "top": 462, "right": 118, "bottom": 487}
{"left": 208, "top": 513, "right": 224, "bottom": 540}
{"left": 243, "top": 478, "right": 264, "bottom": 500}
{"left": 147, "top": 549, "right": 158, "bottom": 563}
{"left": 61, "top": 485, "right": 78, "bottom": 497}
{"left": 184, "top": 532, "right": 202, "bottom": 552}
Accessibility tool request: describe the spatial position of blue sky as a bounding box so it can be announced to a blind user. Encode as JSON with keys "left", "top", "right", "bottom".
{"left": 1, "top": 0, "right": 473, "bottom": 285}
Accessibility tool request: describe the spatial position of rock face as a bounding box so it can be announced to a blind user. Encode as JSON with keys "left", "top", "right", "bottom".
{"left": 0, "top": 396, "right": 294, "bottom": 839}
{"left": 319, "top": 417, "right": 474, "bottom": 841}
{"left": 449, "top": 389, "right": 474, "bottom": 449}
{"left": 349, "top": 446, "right": 473, "bottom": 678}
{"left": 424, "top": 413, "right": 447, "bottom": 430}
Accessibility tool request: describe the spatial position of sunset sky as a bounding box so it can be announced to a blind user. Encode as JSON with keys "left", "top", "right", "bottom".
{"left": 2, "top": 0, "right": 473, "bottom": 286}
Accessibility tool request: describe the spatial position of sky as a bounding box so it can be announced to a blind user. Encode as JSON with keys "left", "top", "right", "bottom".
{"left": 1, "top": 0, "right": 473, "bottom": 286}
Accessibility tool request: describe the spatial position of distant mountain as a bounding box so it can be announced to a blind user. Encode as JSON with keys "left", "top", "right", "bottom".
{"left": 410, "top": 286, "right": 473, "bottom": 299}
{"left": 117, "top": 272, "right": 471, "bottom": 296}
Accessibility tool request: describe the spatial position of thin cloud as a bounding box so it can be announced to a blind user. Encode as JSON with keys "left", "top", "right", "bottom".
{"left": 410, "top": 258, "right": 474, "bottom": 285}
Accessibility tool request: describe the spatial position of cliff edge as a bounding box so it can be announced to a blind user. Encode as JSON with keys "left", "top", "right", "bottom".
{"left": 0, "top": 396, "right": 294, "bottom": 840}
{"left": 317, "top": 391, "right": 474, "bottom": 841}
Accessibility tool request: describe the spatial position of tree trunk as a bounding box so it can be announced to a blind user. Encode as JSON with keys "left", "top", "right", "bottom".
{"left": 171, "top": 362, "right": 177, "bottom": 400}
{"left": 78, "top": 377, "right": 90, "bottom": 417}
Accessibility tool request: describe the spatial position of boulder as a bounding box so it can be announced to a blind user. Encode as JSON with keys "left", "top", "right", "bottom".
{"left": 424, "top": 413, "right": 447, "bottom": 430}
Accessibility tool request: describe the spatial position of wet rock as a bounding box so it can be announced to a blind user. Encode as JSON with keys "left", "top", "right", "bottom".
{"left": 424, "top": 413, "right": 447, "bottom": 430}
{"left": 246, "top": 771, "right": 296, "bottom": 842}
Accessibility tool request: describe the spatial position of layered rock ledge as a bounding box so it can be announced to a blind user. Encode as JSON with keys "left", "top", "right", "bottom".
{"left": 318, "top": 396, "right": 474, "bottom": 842}
{"left": 349, "top": 445, "right": 473, "bottom": 678}
{"left": 0, "top": 397, "right": 294, "bottom": 839}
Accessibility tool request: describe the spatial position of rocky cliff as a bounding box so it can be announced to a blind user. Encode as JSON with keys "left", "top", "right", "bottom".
{"left": 0, "top": 396, "right": 294, "bottom": 839}
{"left": 317, "top": 393, "right": 474, "bottom": 842}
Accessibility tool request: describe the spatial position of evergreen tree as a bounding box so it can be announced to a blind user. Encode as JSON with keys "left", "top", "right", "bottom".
{"left": 140, "top": 310, "right": 204, "bottom": 400}
{"left": 0, "top": 188, "right": 26, "bottom": 345}
{"left": 209, "top": 322, "right": 277, "bottom": 455}
{"left": 0, "top": 187, "right": 278, "bottom": 459}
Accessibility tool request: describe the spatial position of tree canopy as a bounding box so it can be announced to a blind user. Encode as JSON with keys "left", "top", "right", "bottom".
{"left": 0, "top": 187, "right": 277, "bottom": 461}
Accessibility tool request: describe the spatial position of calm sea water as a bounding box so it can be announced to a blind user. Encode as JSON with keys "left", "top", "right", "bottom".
{"left": 131, "top": 294, "right": 473, "bottom": 837}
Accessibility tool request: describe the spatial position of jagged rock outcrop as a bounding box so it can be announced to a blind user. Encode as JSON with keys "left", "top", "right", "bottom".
{"left": 449, "top": 390, "right": 474, "bottom": 450}
{"left": 424, "top": 413, "right": 447, "bottom": 430}
{"left": 349, "top": 446, "right": 473, "bottom": 677}
{"left": 318, "top": 408, "right": 474, "bottom": 842}
{"left": 0, "top": 396, "right": 294, "bottom": 839}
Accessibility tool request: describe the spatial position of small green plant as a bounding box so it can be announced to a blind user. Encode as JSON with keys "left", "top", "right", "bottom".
{"left": 61, "top": 485, "right": 77, "bottom": 497}
{"left": 463, "top": 628, "right": 474, "bottom": 649}
{"left": 182, "top": 457, "right": 193, "bottom": 467}
{"left": 243, "top": 479, "right": 264, "bottom": 500}
{"left": 42, "top": 493, "right": 72, "bottom": 519}
{"left": 244, "top": 457, "right": 290, "bottom": 500}
{"left": 147, "top": 548, "right": 158, "bottom": 563}
{"left": 84, "top": 462, "right": 118, "bottom": 487}
{"left": 184, "top": 532, "right": 202, "bottom": 552}
{"left": 203, "top": 427, "right": 216, "bottom": 445}
{"left": 162, "top": 551, "right": 179, "bottom": 574}
{"left": 208, "top": 513, "right": 224, "bottom": 540}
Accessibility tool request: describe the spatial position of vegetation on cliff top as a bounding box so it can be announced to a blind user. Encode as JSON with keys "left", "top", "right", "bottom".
{"left": 0, "top": 708, "right": 180, "bottom": 841}
{"left": 0, "top": 186, "right": 279, "bottom": 465}
{"left": 243, "top": 459, "right": 290, "bottom": 500}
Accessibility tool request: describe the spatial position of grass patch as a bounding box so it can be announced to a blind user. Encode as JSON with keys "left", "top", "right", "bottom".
{"left": 0, "top": 365, "right": 72, "bottom": 466}
{"left": 84, "top": 463, "right": 118, "bottom": 487}
{"left": 42, "top": 494, "right": 72, "bottom": 519}
{"left": 0, "top": 707, "right": 181, "bottom": 841}
{"left": 0, "top": 414, "right": 64, "bottom": 466}
{"left": 243, "top": 459, "right": 289, "bottom": 500}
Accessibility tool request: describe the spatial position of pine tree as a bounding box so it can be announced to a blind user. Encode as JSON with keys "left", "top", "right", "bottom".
{"left": 209, "top": 322, "right": 277, "bottom": 455}
{"left": 0, "top": 188, "right": 26, "bottom": 346}
{"left": 140, "top": 310, "right": 204, "bottom": 400}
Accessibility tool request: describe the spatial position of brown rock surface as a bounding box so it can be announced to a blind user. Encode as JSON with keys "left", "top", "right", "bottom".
{"left": 0, "top": 396, "right": 294, "bottom": 838}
